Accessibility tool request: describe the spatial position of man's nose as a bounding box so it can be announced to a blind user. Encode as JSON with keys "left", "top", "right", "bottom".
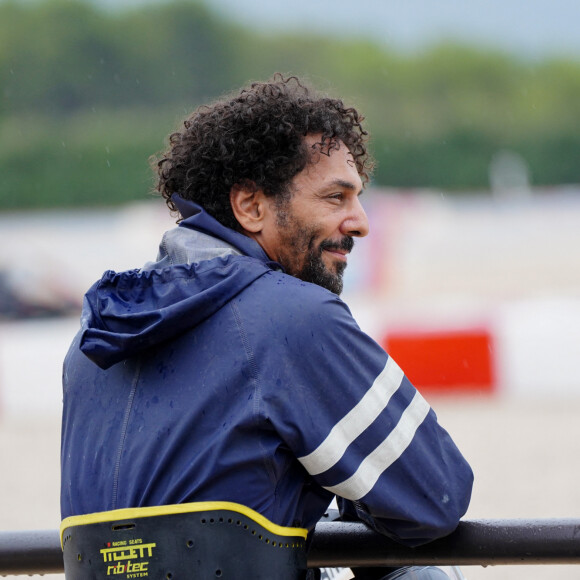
{"left": 341, "top": 197, "right": 369, "bottom": 238}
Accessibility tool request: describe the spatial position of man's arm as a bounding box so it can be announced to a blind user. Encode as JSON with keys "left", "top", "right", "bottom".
{"left": 268, "top": 291, "right": 473, "bottom": 546}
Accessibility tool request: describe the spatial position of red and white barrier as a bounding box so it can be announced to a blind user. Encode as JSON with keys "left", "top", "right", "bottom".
{"left": 383, "top": 326, "right": 495, "bottom": 395}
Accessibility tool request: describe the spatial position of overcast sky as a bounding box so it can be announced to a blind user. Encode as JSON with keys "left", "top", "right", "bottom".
{"left": 87, "top": 0, "right": 580, "bottom": 60}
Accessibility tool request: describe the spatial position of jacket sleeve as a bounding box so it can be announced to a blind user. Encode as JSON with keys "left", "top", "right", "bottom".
{"left": 265, "top": 290, "right": 474, "bottom": 547}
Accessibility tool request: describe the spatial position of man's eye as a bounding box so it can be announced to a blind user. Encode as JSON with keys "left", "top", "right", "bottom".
{"left": 329, "top": 193, "right": 343, "bottom": 200}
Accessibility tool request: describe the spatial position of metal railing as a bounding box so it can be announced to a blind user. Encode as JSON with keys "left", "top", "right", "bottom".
{"left": 1, "top": 519, "right": 580, "bottom": 576}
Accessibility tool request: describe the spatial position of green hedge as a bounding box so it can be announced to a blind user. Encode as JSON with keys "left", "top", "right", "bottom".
{"left": 1, "top": 0, "right": 580, "bottom": 208}
{"left": 0, "top": 108, "right": 176, "bottom": 209}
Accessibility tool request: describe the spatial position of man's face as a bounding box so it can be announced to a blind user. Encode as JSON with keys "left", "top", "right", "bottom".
{"left": 260, "top": 136, "right": 369, "bottom": 295}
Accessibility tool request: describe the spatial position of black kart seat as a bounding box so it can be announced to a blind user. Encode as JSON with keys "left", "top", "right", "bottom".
{"left": 61, "top": 501, "right": 308, "bottom": 579}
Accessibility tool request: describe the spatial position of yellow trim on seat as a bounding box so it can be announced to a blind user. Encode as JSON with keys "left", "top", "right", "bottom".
{"left": 60, "top": 501, "right": 308, "bottom": 547}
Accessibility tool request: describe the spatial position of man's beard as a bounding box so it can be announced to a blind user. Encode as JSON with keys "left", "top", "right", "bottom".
{"left": 275, "top": 208, "right": 354, "bottom": 295}
{"left": 294, "top": 236, "right": 353, "bottom": 295}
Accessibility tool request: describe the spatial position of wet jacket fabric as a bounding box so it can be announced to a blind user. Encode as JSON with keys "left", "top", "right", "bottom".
{"left": 60, "top": 196, "right": 473, "bottom": 547}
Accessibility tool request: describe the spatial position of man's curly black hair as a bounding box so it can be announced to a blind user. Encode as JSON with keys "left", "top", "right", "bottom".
{"left": 152, "top": 73, "right": 374, "bottom": 230}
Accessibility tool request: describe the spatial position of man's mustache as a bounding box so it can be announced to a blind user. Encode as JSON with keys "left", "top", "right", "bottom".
{"left": 319, "top": 236, "right": 354, "bottom": 254}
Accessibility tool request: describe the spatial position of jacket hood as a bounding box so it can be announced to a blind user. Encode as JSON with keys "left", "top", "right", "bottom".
{"left": 79, "top": 197, "right": 279, "bottom": 369}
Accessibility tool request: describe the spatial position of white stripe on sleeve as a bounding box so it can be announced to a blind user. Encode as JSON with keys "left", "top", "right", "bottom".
{"left": 323, "top": 391, "right": 431, "bottom": 500}
{"left": 298, "top": 357, "right": 404, "bottom": 476}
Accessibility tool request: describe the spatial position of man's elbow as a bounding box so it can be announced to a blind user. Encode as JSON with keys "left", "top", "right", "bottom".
{"left": 428, "top": 497, "right": 468, "bottom": 542}
{"left": 390, "top": 500, "right": 469, "bottom": 547}
{"left": 419, "top": 465, "right": 474, "bottom": 544}
{"left": 399, "top": 464, "right": 474, "bottom": 546}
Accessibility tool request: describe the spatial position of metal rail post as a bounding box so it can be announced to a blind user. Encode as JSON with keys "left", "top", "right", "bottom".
{"left": 308, "top": 519, "right": 580, "bottom": 567}
{"left": 1, "top": 519, "right": 580, "bottom": 576}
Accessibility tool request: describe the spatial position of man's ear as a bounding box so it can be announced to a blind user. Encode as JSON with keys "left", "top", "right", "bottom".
{"left": 230, "top": 183, "right": 267, "bottom": 234}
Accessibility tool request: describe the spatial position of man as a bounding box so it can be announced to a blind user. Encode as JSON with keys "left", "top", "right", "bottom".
{"left": 60, "top": 74, "right": 473, "bottom": 579}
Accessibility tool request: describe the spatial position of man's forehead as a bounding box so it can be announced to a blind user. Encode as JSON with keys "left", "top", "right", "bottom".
{"left": 306, "top": 133, "right": 343, "bottom": 151}
{"left": 304, "top": 134, "right": 356, "bottom": 165}
{"left": 289, "top": 134, "right": 363, "bottom": 197}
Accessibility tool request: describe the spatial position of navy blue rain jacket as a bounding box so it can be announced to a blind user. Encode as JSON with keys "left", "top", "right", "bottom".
{"left": 61, "top": 196, "right": 473, "bottom": 546}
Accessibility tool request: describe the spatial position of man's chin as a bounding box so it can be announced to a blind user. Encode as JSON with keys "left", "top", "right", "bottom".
{"left": 307, "top": 266, "right": 345, "bottom": 295}
{"left": 327, "top": 277, "right": 344, "bottom": 296}
{"left": 289, "top": 254, "right": 346, "bottom": 295}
